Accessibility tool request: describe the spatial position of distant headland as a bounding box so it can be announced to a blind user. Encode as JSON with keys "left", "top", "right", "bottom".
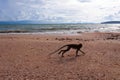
{"left": 101, "top": 21, "right": 120, "bottom": 24}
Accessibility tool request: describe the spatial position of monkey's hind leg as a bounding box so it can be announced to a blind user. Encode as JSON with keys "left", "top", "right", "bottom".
{"left": 57, "top": 50, "right": 68, "bottom": 57}
{"left": 58, "top": 50, "right": 64, "bottom": 54}
{"left": 61, "top": 47, "right": 71, "bottom": 57}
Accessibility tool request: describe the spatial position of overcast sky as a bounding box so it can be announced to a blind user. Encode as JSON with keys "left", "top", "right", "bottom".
{"left": 0, "top": 0, "right": 120, "bottom": 23}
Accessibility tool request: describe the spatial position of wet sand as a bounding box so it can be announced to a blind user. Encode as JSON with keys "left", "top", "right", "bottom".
{"left": 0, "top": 32, "right": 120, "bottom": 80}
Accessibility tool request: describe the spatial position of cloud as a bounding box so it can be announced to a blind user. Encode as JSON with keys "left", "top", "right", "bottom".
{"left": 0, "top": 0, "right": 120, "bottom": 23}
{"left": 78, "top": 0, "right": 91, "bottom": 2}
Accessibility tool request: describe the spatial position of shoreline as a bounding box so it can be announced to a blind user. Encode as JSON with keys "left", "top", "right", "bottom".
{"left": 0, "top": 31, "right": 120, "bottom": 35}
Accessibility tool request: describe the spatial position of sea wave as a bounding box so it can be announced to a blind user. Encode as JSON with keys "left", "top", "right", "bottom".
{"left": 0, "top": 24, "right": 120, "bottom": 34}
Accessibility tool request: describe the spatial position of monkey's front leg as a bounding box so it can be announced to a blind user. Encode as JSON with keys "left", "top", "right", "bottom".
{"left": 75, "top": 50, "right": 80, "bottom": 57}
{"left": 79, "top": 50, "right": 85, "bottom": 55}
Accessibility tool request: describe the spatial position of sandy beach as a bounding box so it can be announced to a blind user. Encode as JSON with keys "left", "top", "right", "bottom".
{"left": 0, "top": 32, "right": 120, "bottom": 80}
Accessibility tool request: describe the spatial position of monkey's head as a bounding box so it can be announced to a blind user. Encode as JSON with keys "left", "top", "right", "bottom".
{"left": 78, "top": 43, "right": 82, "bottom": 48}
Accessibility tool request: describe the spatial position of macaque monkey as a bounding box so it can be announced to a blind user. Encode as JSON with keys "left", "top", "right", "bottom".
{"left": 49, "top": 43, "right": 85, "bottom": 57}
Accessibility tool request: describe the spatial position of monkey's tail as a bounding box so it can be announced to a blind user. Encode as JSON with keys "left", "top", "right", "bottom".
{"left": 48, "top": 45, "right": 67, "bottom": 56}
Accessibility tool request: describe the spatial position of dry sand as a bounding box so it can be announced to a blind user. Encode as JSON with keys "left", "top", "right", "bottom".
{"left": 0, "top": 32, "right": 120, "bottom": 80}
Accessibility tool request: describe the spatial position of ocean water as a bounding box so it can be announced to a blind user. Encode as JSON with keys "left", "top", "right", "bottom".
{"left": 0, "top": 24, "right": 120, "bottom": 34}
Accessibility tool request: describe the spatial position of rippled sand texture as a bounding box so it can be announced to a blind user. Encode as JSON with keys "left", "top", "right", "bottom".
{"left": 0, "top": 32, "right": 120, "bottom": 80}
